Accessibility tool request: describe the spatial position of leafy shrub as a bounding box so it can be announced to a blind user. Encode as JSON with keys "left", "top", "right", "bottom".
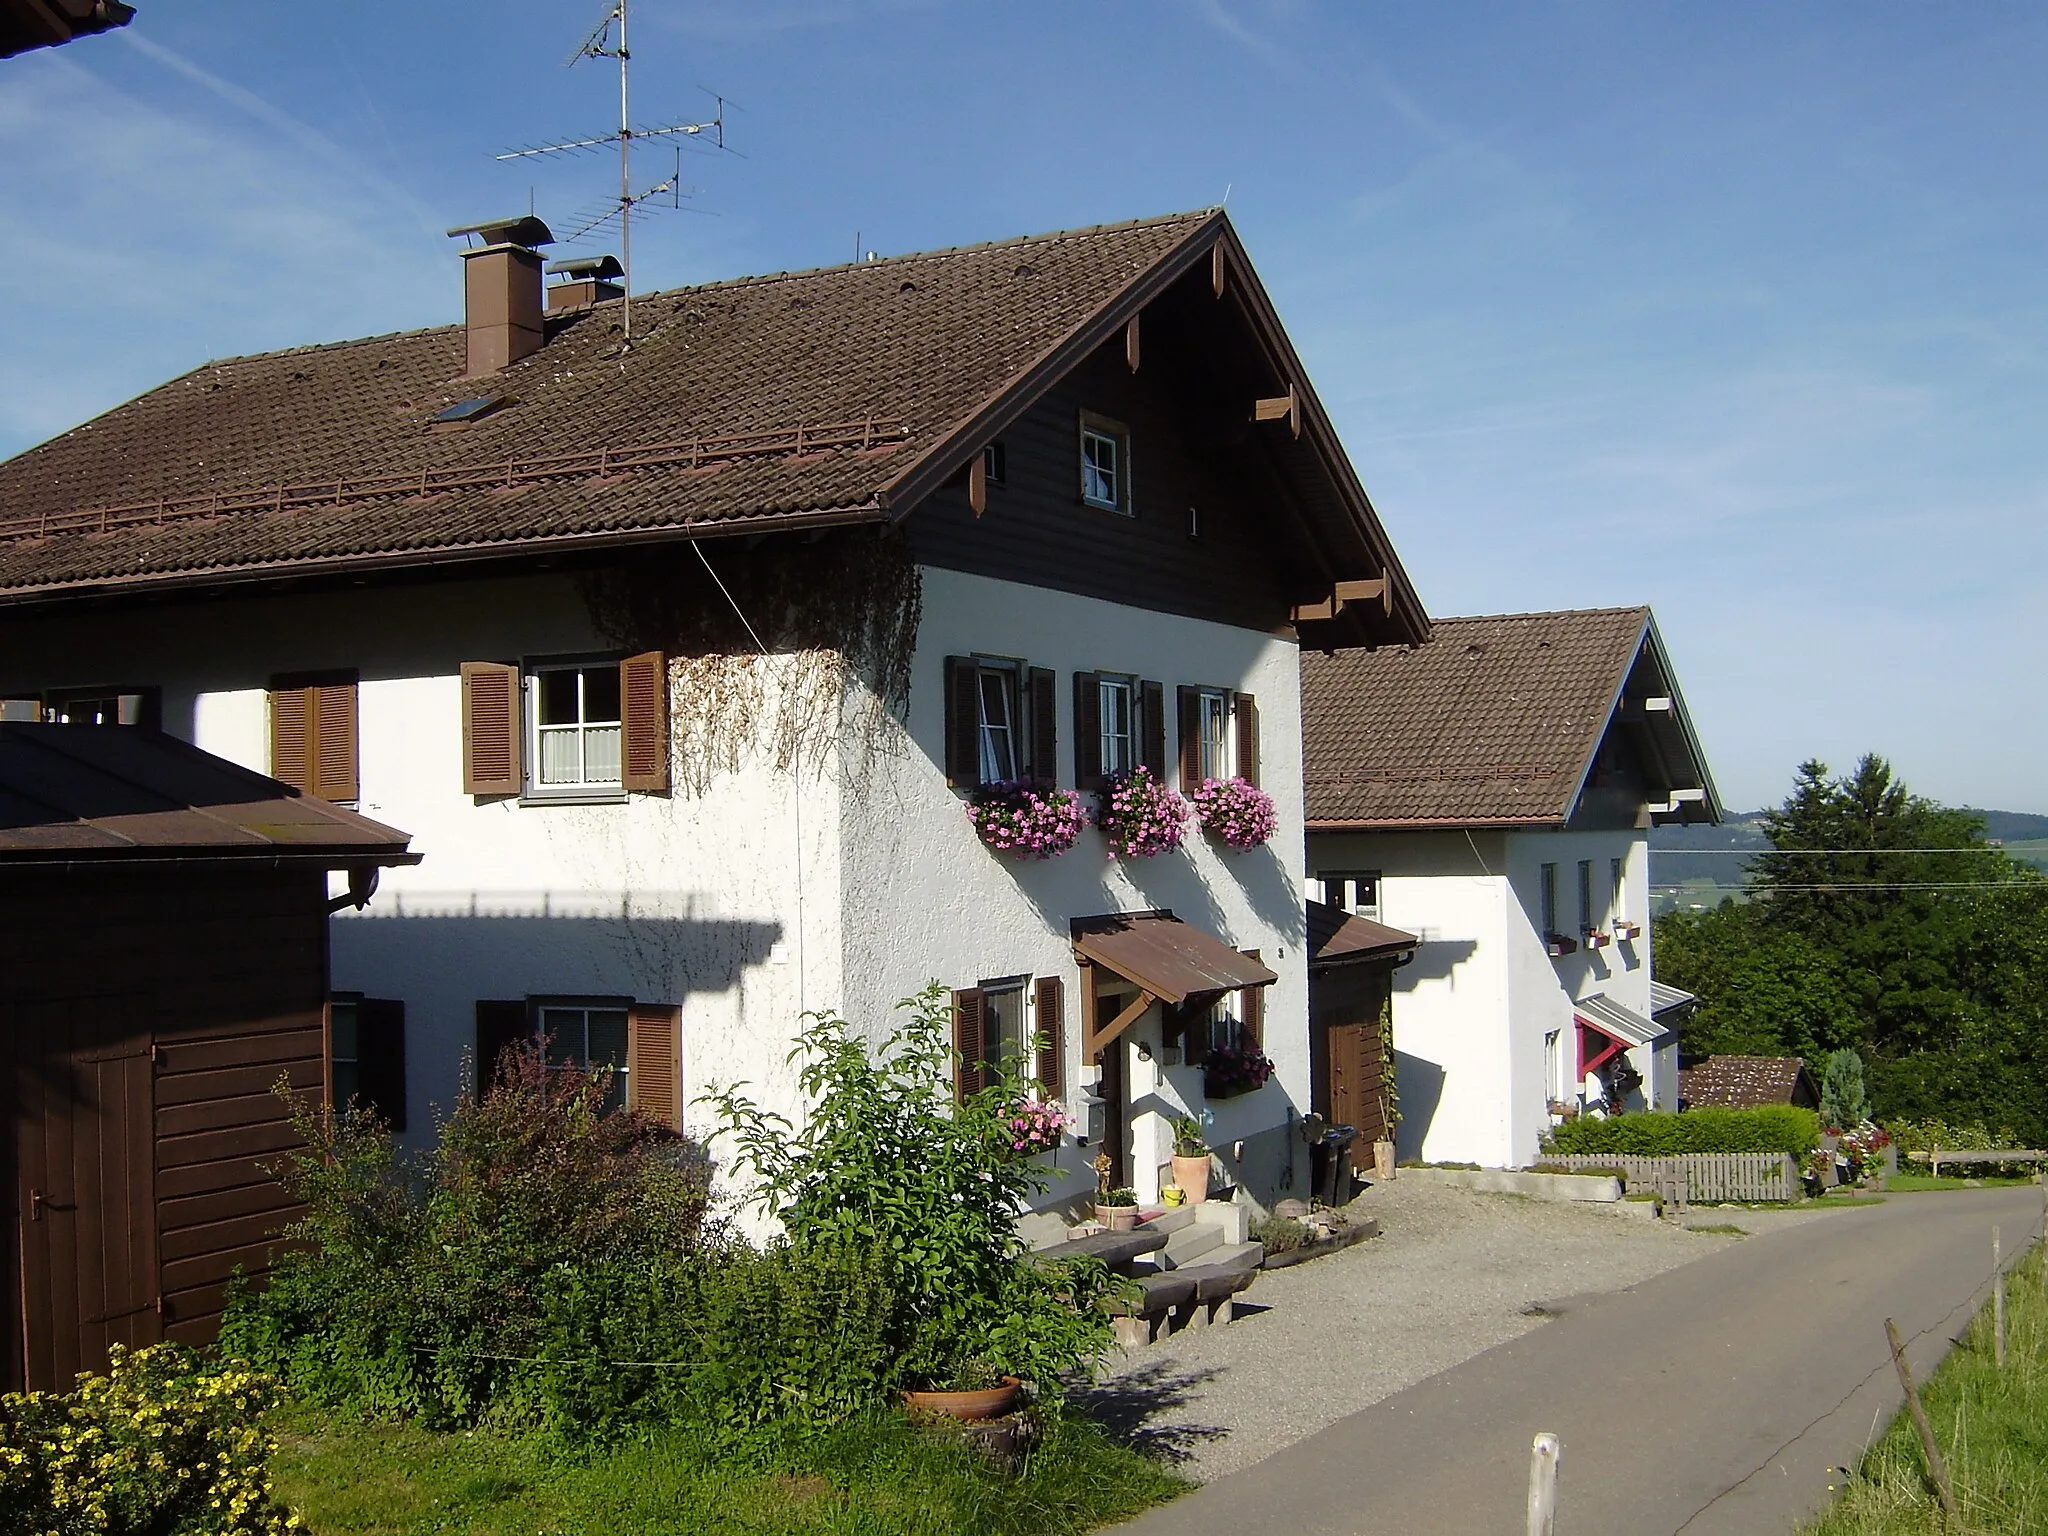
{"left": 703, "top": 984, "right": 1123, "bottom": 1396}
{"left": 0, "top": 1344, "right": 296, "bottom": 1534}
{"left": 1249, "top": 1215, "right": 1311, "bottom": 1254}
{"left": 1546, "top": 1106, "right": 1820, "bottom": 1157}
{"left": 1884, "top": 1116, "right": 2015, "bottom": 1154}
{"left": 221, "top": 1042, "right": 712, "bottom": 1427}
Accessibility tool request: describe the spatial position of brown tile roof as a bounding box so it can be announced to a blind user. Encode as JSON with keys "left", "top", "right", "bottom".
{"left": 1301, "top": 608, "right": 1654, "bottom": 827}
{"left": 0, "top": 209, "right": 1417, "bottom": 640}
{"left": 0, "top": 724, "right": 417, "bottom": 864}
{"left": 0, "top": 213, "right": 1214, "bottom": 599}
{"left": 1677, "top": 1055, "right": 1819, "bottom": 1111}
{"left": 1306, "top": 900, "right": 1419, "bottom": 967}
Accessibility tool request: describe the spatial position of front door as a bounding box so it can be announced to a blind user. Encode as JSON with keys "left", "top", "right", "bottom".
{"left": 1094, "top": 989, "right": 1130, "bottom": 1190}
{"left": 12, "top": 996, "right": 160, "bottom": 1390}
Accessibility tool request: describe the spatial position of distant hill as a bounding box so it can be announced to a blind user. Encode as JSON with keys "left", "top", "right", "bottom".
{"left": 1651, "top": 807, "right": 2048, "bottom": 911}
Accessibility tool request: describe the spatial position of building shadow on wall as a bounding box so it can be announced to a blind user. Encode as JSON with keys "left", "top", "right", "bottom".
{"left": 1393, "top": 1050, "right": 1446, "bottom": 1162}
{"left": 1394, "top": 938, "right": 1479, "bottom": 988}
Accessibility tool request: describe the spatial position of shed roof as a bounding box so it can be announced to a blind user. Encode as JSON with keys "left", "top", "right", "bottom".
{"left": 1306, "top": 900, "right": 1419, "bottom": 968}
{"left": 1071, "top": 911, "right": 1276, "bottom": 1005}
{"left": 0, "top": 724, "right": 417, "bottom": 865}
{"left": 1678, "top": 1055, "right": 1819, "bottom": 1110}
{"left": 0, "top": 209, "right": 1423, "bottom": 643}
{"left": 1301, "top": 607, "right": 1719, "bottom": 828}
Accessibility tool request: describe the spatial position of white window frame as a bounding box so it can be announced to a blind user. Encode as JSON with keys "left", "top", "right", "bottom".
{"left": 979, "top": 975, "right": 1031, "bottom": 1082}
{"left": 1080, "top": 411, "right": 1130, "bottom": 514}
{"left": 973, "top": 658, "right": 1022, "bottom": 785}
{"left": 1196, "top": 688, "right": 1233, "bottom": 781}
{"left": 525, "top": 658, "right": 624, "bottom": 799}
{"left": 532, "top": 996, "right": 632, "bottom": 1115}
{"left": 1098, "top": 675, "right": 1137, "bottom": 776}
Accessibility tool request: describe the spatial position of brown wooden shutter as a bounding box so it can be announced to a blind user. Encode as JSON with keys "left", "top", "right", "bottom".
{"left": 1239, "top": 949, "right": 1264, "bottom": 1046}
{"left": 356, "top": 998, "right": 406, "bottom": 1132}
{"left": 474, "top": 999, "right": 530, "bottom": 1098}
{"left": 1034, "top": 975, "right": 1065, "bottom": 1098}
{"left": 461, "top": 662, "right": 523, "bottom": 795}
{"left": 1073, "top": 672, "right": 1103, "bottom": 791}
{"left": 1233, "top": 692, "right": 1260, "bottom": 787}
{"left": 270, "top": 685, "right": 311, "bottom": 794}
{"left": 619, "top": 651, "right": 669, "bottom": 792}
{"left": 1177, "top": 686, "right": 1202, "bottom": 789}
{"left": 952, "top": 987, "right": 987, "bottom": 1102}
{"left": 627, "top": 1003, "right": 683, "bottom": 1129}
{"left": 1027, "top": 667, "right": 1058, "bottom": 783}
{"left": 1140, "top": 679, "right": 1166, "bottom": 779}
{"left": 944, "top": 656, "right": 981, "bottom": 787}
{"left": 313, "top": 679, "right": 358, "bottom": 801}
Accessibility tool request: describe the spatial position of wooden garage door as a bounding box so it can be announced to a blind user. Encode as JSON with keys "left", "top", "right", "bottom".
{"left": 13, "top": 997, "right": 160, "bottom": 1390}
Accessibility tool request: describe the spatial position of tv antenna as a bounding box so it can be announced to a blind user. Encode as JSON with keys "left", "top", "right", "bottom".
{"left": 496, "top": 0, "right": 729, "bottom": 342}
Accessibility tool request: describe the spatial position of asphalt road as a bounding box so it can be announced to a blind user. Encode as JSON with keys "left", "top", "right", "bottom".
{"left": 1113, "top": 1188, "right": 2045, "bottom": 1536}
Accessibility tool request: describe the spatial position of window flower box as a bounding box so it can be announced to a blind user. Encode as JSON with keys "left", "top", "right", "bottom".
{"left": 1612, "top": 919, "right": 1642, "bottom": 942}
{"left": 966, "top": 778, "right": 1085, "bottom": 860}
{"left": 1582, "top": 928, "right": 1611, "bottom": 950}
{"left": 1190, "top": 775, "right": 1278, "bottom": 850}
{"left": 1544, "top": 932, "right": 1577, "bottom": 958}
{"left": 1204, "top": 1042, "right": 1274, "bottom": 1099}
{"left": 1094, "top": 766, "right": 1190, "bottom": 859}
{"left": 999, "top": 1093, "right": 1073, "bottom": 1157}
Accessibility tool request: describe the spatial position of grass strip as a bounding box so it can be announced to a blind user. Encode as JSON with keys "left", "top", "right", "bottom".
{"left": 270, "top": 1403, "right": 1186, "bottom": 1535}
{"left": 1801, "top": 1242, "right": 2048, "bottom": 1535}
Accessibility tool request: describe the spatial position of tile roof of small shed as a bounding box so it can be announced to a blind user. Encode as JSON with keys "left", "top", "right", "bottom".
{"left": 0, "top": 724, "right": 417, "bottom": 864}
{"left": 1301, "top": 607, "right": 1655, "bottom": 827}
{"left": 1306, "top": 901, "right": 1419, "bottom": 967}
{"left": 1677, "top": 1055, "right": 1818, "bottom": 1110}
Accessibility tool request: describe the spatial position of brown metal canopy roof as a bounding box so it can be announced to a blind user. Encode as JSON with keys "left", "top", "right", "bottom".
{"left": 0, "top": 724, "right": 418, "bottom": 866}
{"left": 1306, "top": 900, "right": 1419, "bottom": 969}
{"left": 1071, "top": 911, "right": 1276, "bottom": 1005}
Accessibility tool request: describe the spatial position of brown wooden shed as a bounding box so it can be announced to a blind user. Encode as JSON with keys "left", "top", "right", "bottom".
{"left": 1307, "top": 900, "right": 1419, "bottom": 1166}
{"left": 0, "top": 723, "right": 415, "bottom": 1390}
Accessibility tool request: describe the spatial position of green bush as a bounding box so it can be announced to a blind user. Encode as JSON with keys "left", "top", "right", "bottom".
{"left": 0, "top": 1343, "right": 296, "bottom": 1534}
{"left": 1546, "top": 1106, "right": 1820, "bottom": 1157}
{"left": 1884, "top": 1116, "right": 2015, "bottom": 1154}
{"left": 703, "top": 983, "right": 1124, "bottom": 1396}
{"left": 1250, "top": 1215, "right": 1311, "bottom": 1254}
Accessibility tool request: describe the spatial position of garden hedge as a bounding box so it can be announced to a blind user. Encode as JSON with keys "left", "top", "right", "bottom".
{"left": 1546, "top": 1106, "right": 1820, "bottom": 1157}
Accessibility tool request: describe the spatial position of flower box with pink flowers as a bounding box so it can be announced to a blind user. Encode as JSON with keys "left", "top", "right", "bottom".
{"left": 1093, "top": 766, "right": 1190, "bottom": 859}
{"left": 1189, "top": 776, "right": 1277, "bottom": 850}
{"left": 966, "top": 778, "right": 1086, "bottom": 860}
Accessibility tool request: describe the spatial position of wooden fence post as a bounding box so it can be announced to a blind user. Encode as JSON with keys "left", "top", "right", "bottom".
{"left": 1527, "top": 1431, "right": 1561, "bottom": 1536}
{"left": 1994, "top": 1226, "right": 2005, "bottom": 1370}
{"left": 1885, "top": 1317, "right": 1958, "bottom": 1519}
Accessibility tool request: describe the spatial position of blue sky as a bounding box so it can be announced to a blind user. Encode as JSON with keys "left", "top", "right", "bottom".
{"left": 4, "top": 3, "right": 2045, "bottom": 814}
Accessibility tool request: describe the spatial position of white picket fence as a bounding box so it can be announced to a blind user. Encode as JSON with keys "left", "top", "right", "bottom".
{"left": 1536, "top": 1152, "right": 1800, "bottom": 1203}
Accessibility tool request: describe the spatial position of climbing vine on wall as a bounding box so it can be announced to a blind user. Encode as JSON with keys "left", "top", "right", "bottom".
{"left": 1379, "top": 975, "right": 1400, "bottom": 1133}
{"left": 580, "top": 528, "right": 922, "bottom": 794}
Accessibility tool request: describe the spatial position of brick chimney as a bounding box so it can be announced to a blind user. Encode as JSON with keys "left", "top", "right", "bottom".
{"left": 445, "top": 215, "right": 556, "bottom": 376}
{"left": 547, "top": 254, "right": 625, "bottom": 311}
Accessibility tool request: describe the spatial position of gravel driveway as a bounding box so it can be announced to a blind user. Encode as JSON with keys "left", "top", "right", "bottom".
{"left": 1080, "top": 1179, "right": 1805, "bottom": 1481}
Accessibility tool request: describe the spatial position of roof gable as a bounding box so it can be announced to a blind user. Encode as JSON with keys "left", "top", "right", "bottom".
{"left": 1302, "top": 607, "right": 1719, "bottom": 828}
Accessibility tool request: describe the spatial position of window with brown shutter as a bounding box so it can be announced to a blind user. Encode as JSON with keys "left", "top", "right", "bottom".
{"left": 1033, "top": 975, "right": 1065, "bottom": 1098}
{"left": 627, "top": 1003, "right": 683, "bottom": 1129}
{"left": 952, "top": 987, "right": 987, "bottom": 1102}
{"left": 461, "top": 662, "right": 523, "bottom": 796}
{"left": 270, "top": 672, "right": 358, "bottom": 802}
{"left": 1177, "top": 686, "right": 1202, "bottom": 788}
{"left": 1072, "top": 672, "right": 1103, "bottom": 790}
{"left": 353, "top": 997, "right": 407, "bottom": 1132}
{"left": 619, "top": 651, "right": 669, "bottom": 792}
{"left": 1238, "top": 949, "right": 1264, "bottom": 1046}
{"left": 1140, "top": 680, "right": 1166, "bottom": 778}
{"left": 1233, "top": 692, "right": 1260, "bottom": 787}
{"left": 1027, "top": 667, "right": 1057, "bottom": 783}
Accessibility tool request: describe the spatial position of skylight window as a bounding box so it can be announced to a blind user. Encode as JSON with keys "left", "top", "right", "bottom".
{"left": 433, "top": 395, "right": 508, "bottom": 425}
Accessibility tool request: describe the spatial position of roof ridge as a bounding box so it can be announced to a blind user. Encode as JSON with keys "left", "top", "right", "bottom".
{"left": 1426, "top": 606, "right": 1652, "bottom": 626}
{"left": 194, "top": 208, "right": 1222, "bottom": 372}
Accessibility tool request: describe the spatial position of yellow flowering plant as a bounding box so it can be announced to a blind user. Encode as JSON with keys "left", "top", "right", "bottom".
{"left": 0, "top": 1342, "right": 299, "bottom": 1535}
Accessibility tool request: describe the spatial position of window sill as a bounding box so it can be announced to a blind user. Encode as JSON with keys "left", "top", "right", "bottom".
{"left": 519, "top": 788, "right": 629, "bottom": 807}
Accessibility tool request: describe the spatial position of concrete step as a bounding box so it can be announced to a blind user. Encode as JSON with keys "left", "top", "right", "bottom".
{"left": 1143, "top": 1206, "right": 1197, "bottom": 1235}
{"left": 1162, "top": 1222, "right": 1222, "bottom": 1267}
{"left": 1200, "top": 1240, "right": 1266, "bottom": 1271}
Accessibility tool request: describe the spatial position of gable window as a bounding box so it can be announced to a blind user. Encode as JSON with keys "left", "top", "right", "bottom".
{"left": 1098, "top": 676, "right": 1136, "bottom": 776}
{"left": 530, "top": 662, "right": 622, "bottom": 792}
{"left": 536, "top": 998, "right": 631, "bottom": 1114}
{"left": 1316, "top": 872, "right": 1381, "bottom": 921}
{"left": 1079, "top": 411, "right": 1130, "bottom": 514}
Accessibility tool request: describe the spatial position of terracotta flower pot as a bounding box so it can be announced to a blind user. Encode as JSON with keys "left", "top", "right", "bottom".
{"left": 1096, "top": 1203, "right": 1140, "bottom": 1231}
{"left": 901, "top": 1376, "right": 1023, "bottom": 1421}
{"left": 1172, "top": 1153, "right": 1212, "bottom": 1204}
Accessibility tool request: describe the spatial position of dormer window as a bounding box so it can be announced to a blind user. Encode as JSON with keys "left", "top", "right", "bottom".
{"left": 1080, "top": 411, "right": 1130, "bottom": 514}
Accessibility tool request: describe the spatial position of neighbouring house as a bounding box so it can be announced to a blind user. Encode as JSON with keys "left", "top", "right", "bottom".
{"left": 0, "top": 209, "right": 1428, "bottom": 1228}
{"left": 0, "top": 723, "right": 416, "bottom": 1390}
{"left": 1679, "top": 1055, "right": 1820, "bottom": 1111}
{"left": 1306, "top": 900, "right": 1418, "bottom": 1183}
{"left": 1300, "top": 608, "right": 1719, "bottom": 1169}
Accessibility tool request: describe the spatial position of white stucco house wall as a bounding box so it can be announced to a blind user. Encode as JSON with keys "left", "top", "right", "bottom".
{"left": 0, "top": 209, "right": 1431, "bottom": 1240}
{"left": 1301, "top": 609, "right": 1719, "bottom": 1170}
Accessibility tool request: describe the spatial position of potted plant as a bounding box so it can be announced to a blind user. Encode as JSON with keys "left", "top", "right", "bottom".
{"left": 966, "top": 778, "right": 1086, "bottom": 860}
{"left": 1093, "top": 766, "right": 1191, "bottom": 858}
{"left": 1188, "top": 776, "right": 1277, "bottom": 850}
{"left": 900, "top": 1359, "right": 1024, "bottom": 1421}
{"left": 1096, "top": 1186, "right": 1140, "bottom": 1231}
{"left": 1170, "top": 1114, "right": 1213, "bottom": 1205}
{"left": 999, "top": 1093, "right": 1072, "bottom": 1158}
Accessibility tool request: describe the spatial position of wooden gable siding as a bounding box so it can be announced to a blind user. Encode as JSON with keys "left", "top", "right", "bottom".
{"left": 1, "top": 863, "right": 327, "bottom": 1389}
{"left": 908, "top": 334, "right": 1295, "bottom": 635}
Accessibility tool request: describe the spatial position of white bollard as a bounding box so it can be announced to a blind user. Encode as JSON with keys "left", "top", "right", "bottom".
{"left": 1527, "top": 1431, "right": 1562, "bottom": 1536}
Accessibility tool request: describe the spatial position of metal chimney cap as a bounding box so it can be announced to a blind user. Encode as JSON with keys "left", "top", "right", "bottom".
{"left": 445, "top": 215, "right": 557, "bottom": 249}
{"left": 547, "top": 254, "right": 625, "bottom": 280}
